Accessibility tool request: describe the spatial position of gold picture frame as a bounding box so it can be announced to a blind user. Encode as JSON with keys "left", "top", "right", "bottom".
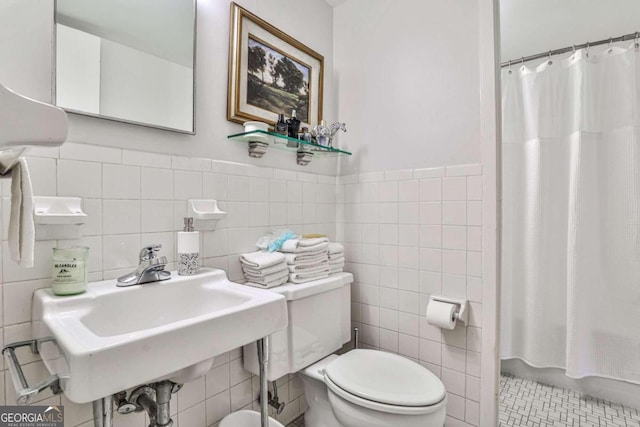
{"left": 227, "top": 2, "right": 324, "bottom": 128}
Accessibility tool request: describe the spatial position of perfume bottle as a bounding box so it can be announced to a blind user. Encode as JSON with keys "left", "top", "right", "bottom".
{"left": 287, "top": 110, "right": 301, "bottom": 147}
{"left": 298, "top": 127, "right": 311, "bottom": 143}
{"left": 177, "top": 217, "right": 200, "bottom": 276}
{"left": 287, "top": 110, "right": 301, "bottom": 138}
{"left": 275, "top": 113, "right": 287, "bottom": 136}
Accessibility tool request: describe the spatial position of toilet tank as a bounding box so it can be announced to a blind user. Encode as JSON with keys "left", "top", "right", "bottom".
{"left": 243, "top": 273, "right": 353, "bottom": 381}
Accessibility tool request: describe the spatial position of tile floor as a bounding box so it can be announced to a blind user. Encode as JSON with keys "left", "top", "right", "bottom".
{"left": 500, "top": 373, "right": 640, "bottom": 427}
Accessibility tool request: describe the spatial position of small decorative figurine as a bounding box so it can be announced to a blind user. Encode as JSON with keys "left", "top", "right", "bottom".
{"left": 311, "top": 121, "right": 347, "bottom": 147}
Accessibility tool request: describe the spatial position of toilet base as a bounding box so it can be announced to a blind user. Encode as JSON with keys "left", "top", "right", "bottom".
{"left": 299, "top": 355, "right": 342, "bottom": 427}
{"left": 299, "top": 354, "right": 446, "bottom": 427}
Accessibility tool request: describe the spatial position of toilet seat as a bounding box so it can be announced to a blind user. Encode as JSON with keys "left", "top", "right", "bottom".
{"left": 323, "top": 349, "right": 446, "bottom": 415}
{"left": 325, "top": 376, "right": 446, "bottom": 416}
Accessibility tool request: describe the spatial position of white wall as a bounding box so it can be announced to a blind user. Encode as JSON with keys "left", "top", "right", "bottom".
{"left": 0, "top": 0, "right": 337, "bottom": 175}
{"left": 0, "top": 145, "right": 337, "bottom": 426}
{"left": 337, "top": 163, "right": 485, "bottom": 426}
{"left": 334, "top": 0, "right": 482, "bottom": 174}
{"left": 500, "top": 0, "right": 640, "bottom": 61}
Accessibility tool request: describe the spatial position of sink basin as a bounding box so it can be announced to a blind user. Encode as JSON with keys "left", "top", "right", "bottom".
{"left": 32, "top": 268, "right": 287, "bottom": 403}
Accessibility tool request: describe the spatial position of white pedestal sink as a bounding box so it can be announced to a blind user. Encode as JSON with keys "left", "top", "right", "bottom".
{"left": 31, "top": 268, "right": 287, "bottom": 404}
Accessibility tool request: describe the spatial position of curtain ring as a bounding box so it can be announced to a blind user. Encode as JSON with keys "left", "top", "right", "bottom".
{"left": 571, "top": 45, "right": 576, "bottom": 58}
{"left": 608, "top": 37, "right": 614, "bottom": 53}
{"left": 548, "top": 50, "right": 553, "bottom": 65}
{"left": 521, "top": 57, "right": 525, "bottom": 69}
{"left": 586, "top": 42, "right": 590, "bottom": 57}
{"left": 508, "top": 59, "right": 512, "bottom": 74}
{"left": 635, "top": 31, "right": 639, "bottom": 48}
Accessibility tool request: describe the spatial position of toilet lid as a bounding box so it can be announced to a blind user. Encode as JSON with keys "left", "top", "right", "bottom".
{"left": 324, "top": 350, "right": 446, "bottom": 407}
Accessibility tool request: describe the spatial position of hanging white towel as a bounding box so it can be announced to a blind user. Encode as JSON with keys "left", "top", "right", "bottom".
{"left": 240, "top": 251, "right": 285, "bottom": 269}
{"left": 3, "top": 158, "right": 34, "bottom": 267}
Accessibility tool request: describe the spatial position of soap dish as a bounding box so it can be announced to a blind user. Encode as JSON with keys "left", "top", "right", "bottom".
{"left": 33, "top": 196, "right": 87, "bottom": 240}
{"left": 187, "top": 199, "right": 227, "bottom": 230}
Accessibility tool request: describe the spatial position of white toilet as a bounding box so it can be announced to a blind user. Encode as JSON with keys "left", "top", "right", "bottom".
{"left": 244, "top": 273, "right": 447, "bottom": 427}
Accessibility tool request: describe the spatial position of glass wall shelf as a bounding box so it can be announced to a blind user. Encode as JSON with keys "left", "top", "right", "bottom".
{"left": 227, "top": 130, "right": 352, "bottom": 157}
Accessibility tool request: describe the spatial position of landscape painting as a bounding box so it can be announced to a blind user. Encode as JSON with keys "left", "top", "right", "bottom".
{"left": 228, "top": 3, "right": 324, "bottom": 126}
{"left": 247, "top": 36, "right": 310, "bottom": 123}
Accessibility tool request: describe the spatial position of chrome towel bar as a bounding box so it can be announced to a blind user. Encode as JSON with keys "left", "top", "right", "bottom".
{"left": 2, "top": 338, "right": 61, "bottom": 405}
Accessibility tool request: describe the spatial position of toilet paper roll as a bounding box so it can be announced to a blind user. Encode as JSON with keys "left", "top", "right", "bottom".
{"left": 426, "top": 300, "right": 458, "bottom": 330}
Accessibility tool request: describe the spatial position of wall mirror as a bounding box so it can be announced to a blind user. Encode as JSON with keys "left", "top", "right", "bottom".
{"left": 54, "top": 0, "right": 196, "bottom": 134}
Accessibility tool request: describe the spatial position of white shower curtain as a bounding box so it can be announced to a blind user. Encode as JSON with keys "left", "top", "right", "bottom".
{"left": 501, "top": 44, "right": 640, "bottom": 383}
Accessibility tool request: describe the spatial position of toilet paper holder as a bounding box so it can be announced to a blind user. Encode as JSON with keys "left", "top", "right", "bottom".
{"left": 428, "top": 296, "right": 469, "bottom": 326}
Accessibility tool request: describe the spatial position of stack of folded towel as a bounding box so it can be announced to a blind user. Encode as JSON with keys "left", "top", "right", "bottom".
{"left": 280, "top": 237, "right": 330, "bottom": 284}
{"left": 328, "top": 243, "right": 345, "bottom": 274}
{"left": 240, "top": 251, "right": 288, "bottom": 288}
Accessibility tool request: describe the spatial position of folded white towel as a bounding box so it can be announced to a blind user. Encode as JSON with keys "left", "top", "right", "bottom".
{"left": 330, "top": 267, "right": 344, "bottom": 274}
{"left": 244, "top": 275, "right": 288, "bottom": 289}
{"left": 328, "top": 256, "right": 345, "bottom": 265}
{"left": 240, "top": 251, "right": 285, "bottom": 269}
{"left": 288, "top": 259, "right": 329, "bottom": 269}
{"left": 283, "top": 251, "right": 328, "bottom": 265}
{"left": 280, "top": 239, "right": 329, "bottom": 253}
{"left": 328, "top": 242, "right": 344, "bottom": 255}
{"left": 244, "top": 268, "right": 289, "bottom": 285}
{"left": 298, "top": 237, "right": 329, "bottom": 247}
{"left": 4, "top": 159, "right": 34, "bottom": 267}
{"left": 289, "top": 266, "right": 330, "bottom": 284}
{"left": 329, "top": 252, "right": 344, "bottom": 261}
{"left": 242, "top": 261, "right": 288, "bottom": 277}
{"left": 288, "top": 262, "right": 330, "bottom": 274}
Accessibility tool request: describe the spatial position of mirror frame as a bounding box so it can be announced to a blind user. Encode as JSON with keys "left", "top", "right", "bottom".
{"left": 51, "top": 0, "right": 198, "bottom": 134}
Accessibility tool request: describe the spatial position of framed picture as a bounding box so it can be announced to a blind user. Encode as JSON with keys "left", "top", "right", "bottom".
{"left": 227, "top": 2, "right": 324, "bottom": 129}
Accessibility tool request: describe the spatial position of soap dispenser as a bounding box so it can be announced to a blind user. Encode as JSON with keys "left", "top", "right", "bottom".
{"left": 177, "top": 217, "right": 199, "bottom": 276}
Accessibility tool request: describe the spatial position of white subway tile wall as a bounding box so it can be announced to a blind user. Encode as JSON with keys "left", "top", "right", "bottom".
{"left": 0, "top": 144, "right": 336, "bottom": 427}
{"left": 336, "top": 164, "right": 483, "bottom": 427}
{"left": 0, "top": 143, "right": 484, "bottom": 427}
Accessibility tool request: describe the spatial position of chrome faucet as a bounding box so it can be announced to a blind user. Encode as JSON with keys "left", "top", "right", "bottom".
{"left": 117, "top": 244, "right": 171, "bottom": 287}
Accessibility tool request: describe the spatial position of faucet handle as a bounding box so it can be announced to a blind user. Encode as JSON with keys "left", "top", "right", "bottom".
{"left": 139, "top": 244, "right": 162, "bottom": 261}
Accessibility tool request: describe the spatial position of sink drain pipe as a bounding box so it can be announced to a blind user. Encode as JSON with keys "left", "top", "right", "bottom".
{"left": 133, "top": 387, "right": 158, "bottom": 426}
{"left": 155, "top": 381, "right": 173, "bottom": 427}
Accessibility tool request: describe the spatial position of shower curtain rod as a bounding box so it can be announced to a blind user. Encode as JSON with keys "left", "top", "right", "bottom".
{"left": 501, "top": 31, "right": 639, "bottom": 68}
